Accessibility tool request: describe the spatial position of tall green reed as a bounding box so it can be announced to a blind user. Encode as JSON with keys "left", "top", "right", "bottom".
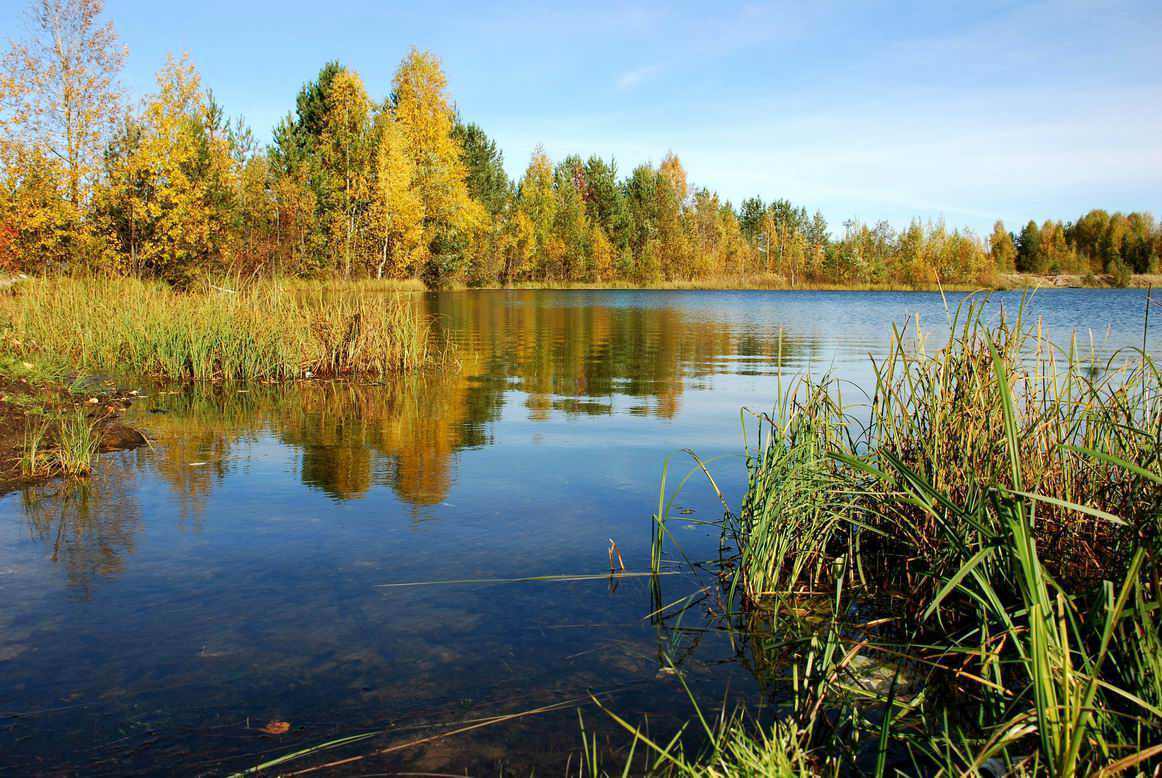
{"left": 630, "top": 297, "right": 1159, "bottom": 776}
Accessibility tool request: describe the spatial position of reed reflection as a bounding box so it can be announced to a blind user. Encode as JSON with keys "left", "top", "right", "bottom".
{"left": 20, "top": 455, "right": 143, "bottom": 596}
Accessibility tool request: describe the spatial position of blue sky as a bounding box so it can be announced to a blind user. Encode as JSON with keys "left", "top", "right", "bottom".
{"left": 5, "top": 0, "right": 1161, "bottom": 234}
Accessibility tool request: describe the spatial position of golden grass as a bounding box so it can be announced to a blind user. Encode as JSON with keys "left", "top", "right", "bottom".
{"left": 1, "top": 276, "right": 441, "bottom": 381}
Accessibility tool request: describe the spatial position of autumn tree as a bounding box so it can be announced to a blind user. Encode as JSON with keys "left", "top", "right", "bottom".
{"left": 687, "top": 189, "right": 752, "bottom": 278}
{"left": 391, "top": 48, "right": 482, "bottom": 283}
{"left": 501, "top": 208, "right": 536, "bottom": 283}
{"left": 589, "top": 221, "right": 614, "bottom": 280}
{"left": 989, "top": 220, "right": 1016, "bottom": 272}
{"left": 3, "top": 5, "right": 1157, "bottom": 291}
{"left": 1067, "top": 209, "right": 1158, "bottom": 275}
{"left": 804, "top": 211, "right": 829, "bottom": 278}
{"left": 1037, "top": 219, "right": 1075, "bottom": 273}
{"left": 318, "top": 69, "right": 372, "bottom": 277}
{"left": 220, "top": 119, "right": 290, "bottom": 278}
{"left": 1124, "top": 212, "right": 1159, "bottom": 273}
{"left": 553, "top": 155, "right": 590, "bottom": 280}
{"left": 764, "top": 199, "right": 810, "bottom": 284}
{"left": 0, "top": 0, "right": 125, "bottom": 210}
{"left": 96, "top": 56, "right": 234, "bottom": 282}
{"left": 690, "top": 188, "right": 724, "bottom": 276}
{"left": 0, "top": 0, "right": 124, "bottom": 268}
{"left": 718, "top": 202, "right": 753, "bottom": 277}
{"left": 0, "top": 146, "right": 75, "bottom": 271}
{"left": 654, "top": 152, "right": 691, "bottom": 279}
{"left": 515, "top": 147, "right": 557, "bottom": 279}
{"left": 368, "top": 106, "right": 424, "bottom": 278}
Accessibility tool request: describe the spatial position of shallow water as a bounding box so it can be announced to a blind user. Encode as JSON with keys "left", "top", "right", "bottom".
{"left": 1, "top": 289, "right": 1156, "bottom": 775}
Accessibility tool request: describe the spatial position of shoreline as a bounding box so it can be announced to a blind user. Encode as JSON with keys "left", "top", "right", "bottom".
{"left": 309, "top": 272, "right": 1162, "bottom": 293}
{"left": 3, "top": 273, "right": 1158, "bottom": 295}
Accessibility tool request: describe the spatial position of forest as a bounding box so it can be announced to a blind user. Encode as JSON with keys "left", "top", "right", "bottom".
{"left": 2, "top": 0, "right": 1160, "bottom": 288}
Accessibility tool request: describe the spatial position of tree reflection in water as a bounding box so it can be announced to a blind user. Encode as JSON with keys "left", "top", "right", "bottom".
{"left": 19, "top": 292, "right": 806, "bottom": 588}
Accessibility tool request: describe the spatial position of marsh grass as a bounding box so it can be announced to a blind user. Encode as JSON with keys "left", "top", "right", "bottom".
{"left": 55, "top": 409, "right": 101, "bottom": 475}
{"left": 579, "top": 705, "right": 814, "bottom": 778}
{"left": 623, "top": 297, "right": 1160, "bottom": 776}
{"left": 20, "top": 409, "right": 100, "bottom": 477}
{"left": 726, "top": 297, "right": 1158, "bottom": 610}
{"left": 19, "top": 415, "right": 51, "bottom": 476}
{"left": 1, "top": 276, "right": 441, "bottom": 381}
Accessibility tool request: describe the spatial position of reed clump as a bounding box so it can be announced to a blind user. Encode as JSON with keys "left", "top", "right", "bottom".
{"left": 1, "top": 276, "right": 441, "bottom": 382}
{"left": 732, "top": 300, "right": 1158, "bottom": 609}
{"left": 20, "top": 409, "right": 100, "bottom": 477}
{"left": 633, "top": 298, "right": 1160, "bottom": 776}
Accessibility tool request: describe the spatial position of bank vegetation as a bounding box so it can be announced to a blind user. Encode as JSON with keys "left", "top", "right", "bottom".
{"left": 630, "top": 301, "right": 1160, "bottom": 775}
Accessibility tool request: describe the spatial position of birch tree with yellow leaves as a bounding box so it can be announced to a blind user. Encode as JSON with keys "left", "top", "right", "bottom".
{"left": 0, "top": 0, "right": 124, "bottom": 269}
{"left": 655, "top": 151, "right": 692, "bottom": 279}
{"left": 0, "top": 0, "right": 125, "bottom": 208}
{"left": 391, "top": 48, "right": 482, "bottom": 283}
{"left": 369, "top": 106, "right": 424, "bottom": 278}
{"left": 318, "top": 69, "right": 372, "bottom": 278}
{"left": 515, "top": 148, "right": 557, "bottom": 280}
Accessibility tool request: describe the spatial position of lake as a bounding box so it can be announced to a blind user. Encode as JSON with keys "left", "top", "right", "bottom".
{"left": 1, "top": 289, "right": 1156, "bottom": 775}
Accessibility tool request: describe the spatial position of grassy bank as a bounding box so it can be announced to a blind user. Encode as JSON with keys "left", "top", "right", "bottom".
{"left": 626, "top": 300, "right": 1159, "bottom": 775}
{"left": 0, "top": 277, "right": 441, "bottom": 382}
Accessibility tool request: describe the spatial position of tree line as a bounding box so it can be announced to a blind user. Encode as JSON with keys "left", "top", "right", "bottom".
{"left": 2, "top": 0, "right": 1159, "bottom": 287}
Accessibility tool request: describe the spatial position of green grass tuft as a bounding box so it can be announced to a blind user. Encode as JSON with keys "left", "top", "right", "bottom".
{"left": 20, "top": 409, "right": 100, "bottom": 478}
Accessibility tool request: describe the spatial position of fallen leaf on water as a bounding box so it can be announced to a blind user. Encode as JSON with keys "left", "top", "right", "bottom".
{"left": 259, "top": 720, "right": 290, "bottom": 735}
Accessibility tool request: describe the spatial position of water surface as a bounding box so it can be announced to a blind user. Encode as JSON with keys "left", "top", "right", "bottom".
{"left": 1, "top": 289, "right": 1155, "bottom": 775}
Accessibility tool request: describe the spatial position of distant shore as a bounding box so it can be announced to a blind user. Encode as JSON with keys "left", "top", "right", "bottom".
{"left": 3, "top": 272, "right": 1158, "bottom": 295}
{"left": 432, "top": 272, "right": 1162, "bottom": 292}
